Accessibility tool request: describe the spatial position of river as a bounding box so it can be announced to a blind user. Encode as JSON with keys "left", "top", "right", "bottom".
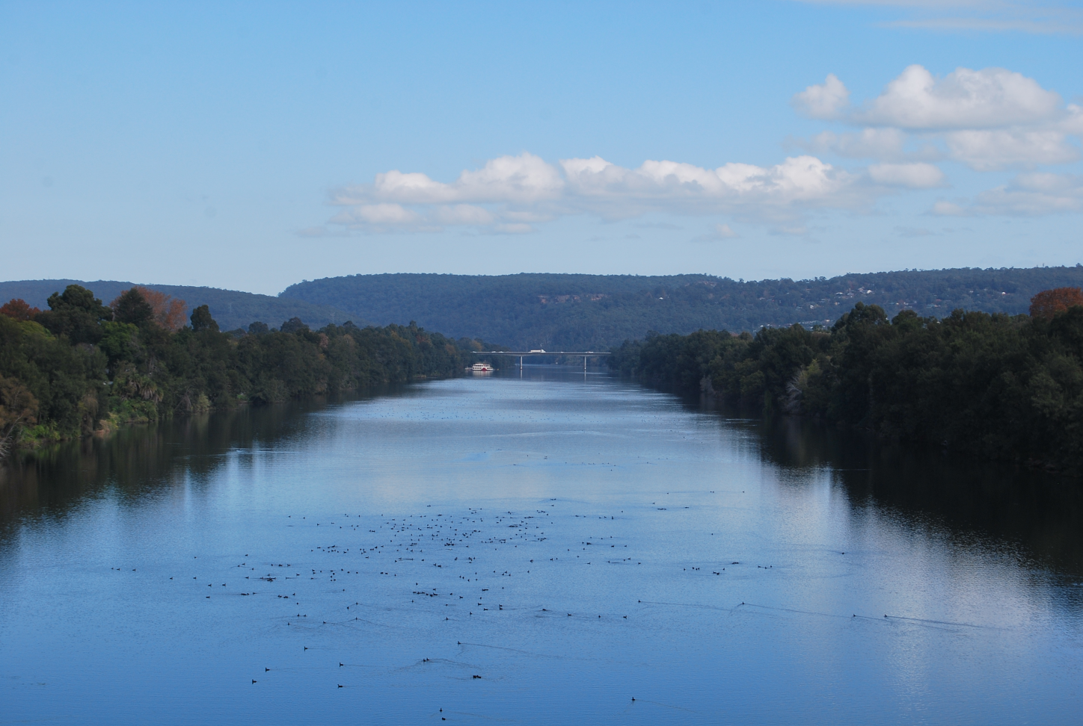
{"left": 1, "top": 367, "right": 1081, "bottom": 724}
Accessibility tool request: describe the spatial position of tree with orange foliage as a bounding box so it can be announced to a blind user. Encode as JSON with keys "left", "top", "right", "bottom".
{"left": 0, "top": 299, "right": 42, "bottom": 322}
{"left": 1029, "top": 287, "right": 1083, "bottom": 320}
{"left": 109, "top": 287, "right": 187, "bottom": 331}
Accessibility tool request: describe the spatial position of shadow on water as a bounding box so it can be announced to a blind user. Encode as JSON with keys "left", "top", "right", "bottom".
{"left": 691, "top": 392, "right": 1083, "bottom": 578}
{"left": 0, "top": 388, "right": 402, "bottom": 531}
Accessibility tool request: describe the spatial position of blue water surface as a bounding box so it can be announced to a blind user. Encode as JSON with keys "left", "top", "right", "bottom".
{"left": 2, "top": 367, "right": 1081, "bottom": 724}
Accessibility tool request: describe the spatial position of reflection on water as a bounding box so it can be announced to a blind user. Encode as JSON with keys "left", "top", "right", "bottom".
{"left": 0, "top": 395, "right": 356, "bottom": 525}
{"left": 1, "top": 367, "right": 1081, "bottom": 725}
{"left": 751, "top": 411, "right": 1083, "bottom": 579}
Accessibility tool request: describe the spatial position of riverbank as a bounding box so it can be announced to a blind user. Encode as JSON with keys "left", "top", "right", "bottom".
{"left": 1, "top": 284, "right": 486, "bottom": 460}
{"left": 608, "top": 296, "right": 1083, "bottom": 476}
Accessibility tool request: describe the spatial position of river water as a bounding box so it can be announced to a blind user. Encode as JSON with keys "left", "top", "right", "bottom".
{"left": 1, "top": 367, "right": 1081, "bottom": 724}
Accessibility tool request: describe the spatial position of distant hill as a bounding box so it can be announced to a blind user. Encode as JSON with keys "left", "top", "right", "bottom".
{"left": 0, "top": 280, "right": 359, "bottom": 332}
{"left": 279, "top": 267, "right": 1083, "bottom": 349}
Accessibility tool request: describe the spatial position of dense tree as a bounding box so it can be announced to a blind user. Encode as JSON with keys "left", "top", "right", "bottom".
{"left": 280, "top": 317, "right": 308, "bottom": 333}
{"left": 0, "top": 286, "right": 476, "bottom": 460}
{"left": 0, "top": 375, "right": 38, "bottom": 459}
{"left": 610, "top": 289, "right": 1083, "bottom": 475}
{"left": 1030, "top": 287, "right": 1083, "bottom": 320}
{"left": 111, "top": 288, "right": 156, "bottom": 328}
{"left": 0, "top": 299, "right": 41, "bottom": 322}
{"left": 120, "top": 286, "right": 187, "bottom": 330}
{"left": 36, "top": 285, "right": 112, "bottom": 345}
{"left": 190, "top": 305, "right": 219, "bottom": 332}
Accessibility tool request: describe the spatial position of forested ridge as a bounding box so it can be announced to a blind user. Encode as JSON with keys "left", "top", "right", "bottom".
{"left": 609, "top": 288, "right": 1083, "bottom": 475}
{"left": 0, "top": 285, "right": 483, "bottom": 458}
{"left": 7, "top": 265, "right": 1081, "bottom": 352}
{"left": 278, "top": 266, "right": 1083, "bottom": 350}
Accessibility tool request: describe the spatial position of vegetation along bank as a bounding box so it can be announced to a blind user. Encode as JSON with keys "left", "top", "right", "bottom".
{"left": 0, "top": 285, "right": 486, "bottom": 458}
{"left": 609, "top": 288, "right": 1083, "bottom": 475}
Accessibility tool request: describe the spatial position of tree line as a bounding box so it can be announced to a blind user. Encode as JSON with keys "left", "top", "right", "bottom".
{"left": 0, "top": 285, "right": 485, "bottom": 459}
{"left": 609, "top": 288, "right": 1083, "bottom": 475}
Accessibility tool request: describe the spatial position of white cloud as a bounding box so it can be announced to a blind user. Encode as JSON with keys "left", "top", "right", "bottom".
{"left": 327, "top": 203, "right": 443, "bottom": 233}
{"left": 334, "top": 152, "right": 564, "bottom": 206}
{"left": 945, "top": 129, "right": 1079, "bottom": 170}
{"left": 868, "top": 162, "right": 946, "bottom": 188}
{"left": 857, "top": 65, "right": 1062, "bottom": 130}
{"left": 801, "top": 128, "right": 911, "bottom": 159}
{"left": 931, "top": 200, "right": 968, "bottom": 216}
{"left": 560, "top": 155, "right": 856, "bottom": 211}
{"left": 692, "top": 223, "right": 741, "bottom": 243}
{"left": 319, "top": 64, "right": 1083, "bottom": 237}
{"left": 932, "top": 173, "right": 1083, "bottom": 216}
{"left": 794, "top": 65, "right": 1082, "bottom": 175}
{"left": 332, "top": 203, "right": 420, "bottom": 225}
{"left": 329, "top": 153, "right": 870, "bottom": 234}
{"left": 1062, "top": 104, "right": 1083, "bottom": 135}
{"left": 792, "top": 74, "right": 851, "bottom": 119}
{"left": 971, "top": 172, "right": 1083, "bottom": 215}
{"left": 431, "top": 204, "right": 496, "bottom": 225}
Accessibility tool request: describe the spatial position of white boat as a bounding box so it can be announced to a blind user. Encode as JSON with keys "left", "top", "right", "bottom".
{"left": 469, "top": 362, "right": 493, "bottom": 372}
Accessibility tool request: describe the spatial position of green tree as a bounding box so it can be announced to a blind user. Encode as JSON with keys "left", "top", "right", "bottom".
{"left": 112, "top": 288, "right": 155, "bottom": 328}
{"left": 37, "top": 285, "right": 112, "bottom": 345}
{"left": 190, "top": 305, "right": 219, "bottom": 332}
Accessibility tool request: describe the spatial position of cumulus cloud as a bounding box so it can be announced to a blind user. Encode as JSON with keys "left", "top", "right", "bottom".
{"left": 559, "top": 155, "right": 856, "bottom": 212}
{"left": 932, "top": 173, "right": 1083, "bottom": 216}
{"left": 334, "top": 152, "right": 564, "bottom": 206}
{"left": 329, "top": 203, "right": 422, "bottom": 227}
{"left": 945, "top": 129, "right": 1079, "bottom": 170}
{"left": 431, "top": 204, "right": 496, "bottom": 225}
{"left": 793, "top": 64, "right": 1081, "bottom": 174}
{"left": 800, "top": 128, "right": 912, "bottom": 160}
{"left": 327, "top": 152, "right": 871, "bottom": 234}
{"left": 971, "top": 172, "right": 1083, "bottom": 215}
{"left": 792, "top": 74, "right": 850, "bottom": 119}
{"left": 868, "top": 162, "right": 945, "bottom": 188}
{"left": 319, "top": 63, "right": 1083, "bottom": 237}
{"left": 856, "top": 65, "right": 1062, "bottom": 130}
{"left": 1060, "top": 104, "right": 1083, "bottom": 135}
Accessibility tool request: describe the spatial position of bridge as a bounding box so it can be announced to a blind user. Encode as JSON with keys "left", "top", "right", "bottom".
{"left": 472, "top": 350, "right": 610, "bottom": 371}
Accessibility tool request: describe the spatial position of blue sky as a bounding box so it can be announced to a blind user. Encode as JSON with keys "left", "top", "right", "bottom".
{"left": 2, "top": 1, "right": 1082, "bottom": 294}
